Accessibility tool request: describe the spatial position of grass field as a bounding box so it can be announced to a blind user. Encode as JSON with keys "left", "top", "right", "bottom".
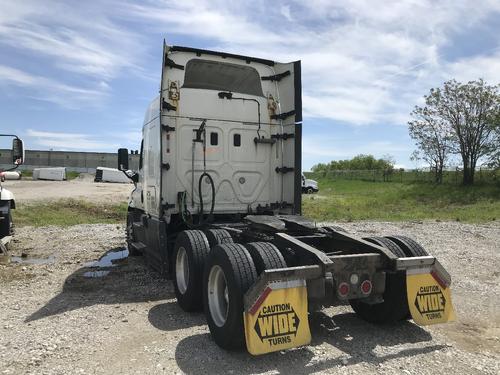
{"left": 13, "top": 199, "right": 128, "bottom": 227}
{"left": 303, "top": 178, "right": 500, "bottom": 222}
{"left": 11, "top": 179, "right": 500, "bottom": 227}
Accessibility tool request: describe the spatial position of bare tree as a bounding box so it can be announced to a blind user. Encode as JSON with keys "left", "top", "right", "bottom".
{"left": 411, "top": 80, "right": 500, "bottom": 185}
{"left": 409, "top": 103, "right": 452, "bottom": 183}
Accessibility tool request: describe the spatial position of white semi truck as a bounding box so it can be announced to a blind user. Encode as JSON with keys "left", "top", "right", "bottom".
{"left": 0, "top": 134, "right": 25, "bottom": 252}
{"left": 118, "top": 43, "right": 455, "bottom": 355}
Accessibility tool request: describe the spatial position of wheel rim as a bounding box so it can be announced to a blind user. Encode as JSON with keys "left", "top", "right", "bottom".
{"left": 176, "top": 247, "right": 189, "bottom": 294}
{"left": 208, "top": 265, "right": 229, "bottom": 327}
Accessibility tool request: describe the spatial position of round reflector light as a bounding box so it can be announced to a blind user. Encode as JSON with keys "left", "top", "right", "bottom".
{"left": 361, "top": 280, "right": 372, "bottom": 295}
{"left": 338, "top": 282, "right": 350, "bottom": 297}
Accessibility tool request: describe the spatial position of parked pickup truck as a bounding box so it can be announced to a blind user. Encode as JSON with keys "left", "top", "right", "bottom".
{"left": 302, "top": 174, "right": 319, "bottom": 193}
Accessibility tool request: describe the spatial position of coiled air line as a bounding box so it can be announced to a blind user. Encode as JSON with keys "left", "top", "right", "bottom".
{"left": 180, "top": 119, "right": 215, "bottom": 227}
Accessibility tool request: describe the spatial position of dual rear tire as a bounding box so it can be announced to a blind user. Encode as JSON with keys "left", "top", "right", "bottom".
{"left": 203, "top": 242, "right": 287, "bottom": 349}
{"left": 173, "top": 230, "right": 211, "bottom": 311}
{"left": 172, "top": 230, "right": 286, "bottom": 349}
{"left": 349, "top": 235, "right": 429, "bottom": 324}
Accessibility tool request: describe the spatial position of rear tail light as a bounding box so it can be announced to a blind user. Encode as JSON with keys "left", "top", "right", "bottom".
{"left": 361, "top": 280, "right": 372, "bottom": 295}
{"left": 338, "top": 282, "right": 350, "bottom": 297}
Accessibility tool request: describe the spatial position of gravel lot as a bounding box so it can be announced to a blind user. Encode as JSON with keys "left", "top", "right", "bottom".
{"left": 1, "top": 221, "right": 498, "bottom": 374}
{"left": 2, "top": 175, "right": 133, "bottom": 204}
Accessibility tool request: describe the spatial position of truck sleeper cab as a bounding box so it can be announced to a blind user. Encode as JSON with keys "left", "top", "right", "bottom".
{"left": 121, "top": 43, "right": 455, "bottom": 355}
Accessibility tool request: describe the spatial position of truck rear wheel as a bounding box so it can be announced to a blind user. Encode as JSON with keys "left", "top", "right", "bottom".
{"left": 349, "top": 237, "right": 409, "bottom": 324}
{"left": 366, "top": 236, "right": 406, "bottom": 257}
{"left": 204, "top": 229, "right": 233, "bottom": 248}
{"left": 385, "top": 235, "right": 429, "bottom": 257}
{"left": 173, "top": 230, "right": 210, "bottom": 312}
{"left": 203, "top": 243, "right": 257, "bottom": 350}
{"left": 245, "top": 242, "right": 287, "bottom": 274}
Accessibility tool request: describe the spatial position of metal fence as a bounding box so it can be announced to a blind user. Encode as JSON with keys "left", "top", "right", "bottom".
{"left": 308, "top": 167, "right": 500, "bottom": 185}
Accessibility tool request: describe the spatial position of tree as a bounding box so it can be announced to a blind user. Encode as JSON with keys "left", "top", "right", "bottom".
{"left": 486, "top": 111, "right": 500, "bottom": 169}
{"left": 408, "top": 101, "right": 453, "bottom": 183}
{"left": 410, "top": 79, "right": 500, "bottom": 185}
{"left": 311, "top": 154, "right": 395, "bottom": 174}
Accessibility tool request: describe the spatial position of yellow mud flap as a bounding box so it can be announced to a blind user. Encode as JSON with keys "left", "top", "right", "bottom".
{"left": 244, "top": 279, "right": 311, "bottom": 355}
{"left": 406, "top": 266, "right": 456, "bottom": 325}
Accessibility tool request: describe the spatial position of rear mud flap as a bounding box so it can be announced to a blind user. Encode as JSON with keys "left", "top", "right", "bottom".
{"left": 406, "top": 267, "right": 456, "bottom": 325}
{"left": 244, "top": 278, "right": 311, "bottom": 355}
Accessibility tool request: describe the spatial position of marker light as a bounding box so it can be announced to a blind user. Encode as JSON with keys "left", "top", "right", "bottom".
{"left": 361, "top": 280, "right": 372, "bottom": 295}
{"left": 338, "top": 282, "right": 350, "bottom": 297}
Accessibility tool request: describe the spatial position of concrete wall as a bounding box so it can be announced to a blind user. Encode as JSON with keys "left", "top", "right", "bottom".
{"left": 0, "top": 149, "right": 140, "bottom": 173}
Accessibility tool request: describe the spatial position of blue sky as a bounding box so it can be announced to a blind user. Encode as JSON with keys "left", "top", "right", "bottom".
{"left": 1, "top": 0, "right": 499, "bottom": 170}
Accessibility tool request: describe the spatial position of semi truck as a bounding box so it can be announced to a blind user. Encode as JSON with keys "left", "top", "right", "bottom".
{"left": 0, "top": 134, "right": 25, "bottom": 253}
{"left": 118, "top": 42, "right": 455, "bottom": 355}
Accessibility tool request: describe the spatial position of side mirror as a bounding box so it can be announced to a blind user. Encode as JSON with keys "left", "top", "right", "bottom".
{"left": 118, "top": 148, "right": 129, "bottom": 171}
{"left": 12, "top": 138, "right": 24, "bottom": 165}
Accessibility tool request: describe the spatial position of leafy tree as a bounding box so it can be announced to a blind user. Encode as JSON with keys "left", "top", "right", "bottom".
{"left": 409, "top": 100, "right": 453, "bottom": 183}
{"left": 411, "top": 79, "right": 499, "bottom": 185}
{"left": 311, "top": 154, "right": 395, "bottom": 174}
{"left": 486, "top": 112, "right": 500, "bottom": 169}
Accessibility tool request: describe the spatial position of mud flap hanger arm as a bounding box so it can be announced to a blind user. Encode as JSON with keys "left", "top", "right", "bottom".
{"left": 395, "top": 256, "right": 452, "bottom": 288}
{"left": 244, "top": 265, "right": 321, "bottom": 313}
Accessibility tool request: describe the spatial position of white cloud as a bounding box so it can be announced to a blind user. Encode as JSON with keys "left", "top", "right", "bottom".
{"left": 2, "top": 0, "right": 500, "bottom": 164}
{"left": 447, "top": 49, "right": 500, "bottom": 83}
{"left": 0, "top": 65, "right": 108, "bottom": 108}
{"left": 122, "top": 0, "right": 500, "bottom": 127}
{"left": 0, "top": 0, "right": 148, "bottom": 107}
{"left": 280, "top": 5, "right": 293, "bottom": 22}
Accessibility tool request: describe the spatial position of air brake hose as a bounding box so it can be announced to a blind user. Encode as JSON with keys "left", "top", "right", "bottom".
{"left": 184, "top": 119, "right": 215, "bottom": 227}
{"left": 198, "top": 171, "right": 215, "bottom": 225}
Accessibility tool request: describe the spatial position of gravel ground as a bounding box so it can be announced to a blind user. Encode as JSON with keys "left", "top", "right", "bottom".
{"left": 0, "top": 221, "right": 499, "bottom": 374}
{"left": 2, "top": 175, "right": 133, "bottom": 204}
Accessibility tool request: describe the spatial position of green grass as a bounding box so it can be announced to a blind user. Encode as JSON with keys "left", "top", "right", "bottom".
{"left": 13, "top": 199, "right": 128, "bottom": 227}
{"left": 66, "top": 171, "right": 81, "bottom": 180}
{"left": 11, "top": 180, "right": 500, "bottom": 227}
{"left": 19, "top": 169, "right": 32, "bottom": 177}
{"left": 303, "top": 178, "right": 500, "bottom": 223}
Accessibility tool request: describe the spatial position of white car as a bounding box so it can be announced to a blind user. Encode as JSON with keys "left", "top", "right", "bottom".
{"left": 301, "top": 174, "right": 318, "bottom": 194}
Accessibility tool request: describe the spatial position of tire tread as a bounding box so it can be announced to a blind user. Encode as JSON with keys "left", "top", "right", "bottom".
{"left": 385, "top": 235, "right": 428, "bottom": 257}
{"left": 245, "top": 242, "right": 287, "bottom": 274}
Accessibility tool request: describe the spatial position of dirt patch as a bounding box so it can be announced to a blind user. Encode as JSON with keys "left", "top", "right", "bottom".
{"left": 3, "top": 174, "right": 133, "bottom": 204}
